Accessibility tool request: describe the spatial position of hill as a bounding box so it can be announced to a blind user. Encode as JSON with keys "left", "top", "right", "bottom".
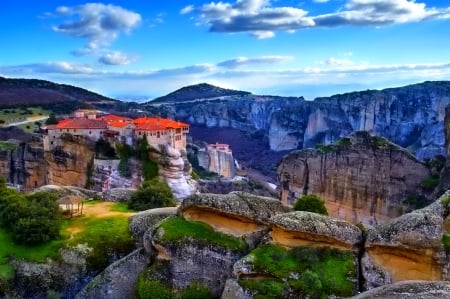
{"left": 149, "top": 82, "right": 251, "bottom": 104}
{"left": 0, "top": 76, "right": 116, "bottom": 108}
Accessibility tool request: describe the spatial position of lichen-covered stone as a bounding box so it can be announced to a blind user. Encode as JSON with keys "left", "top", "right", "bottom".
{"left": 352, "top": 280, "right": 450, "bottom": 299}
{"left": 180, "top": 192, "right": 290, "bottom": 237}
{"left": 181, "top": 191, "right": 289, "bottom": 224}
{"left": 221, "top": 279, "right": 253, "bottom": 299}
{"left": 129, "top": 207, "right": 178, "bottom": 246}
{"left": 75, "top": 248, "right": 150, "bottom": 299}
{"left": 101, "top": 187, "right": 136, "bottom": 202}
{"left": 363, "top": 203, "right": 446, "bottom": 285}
{"left": 269, "top": 211, "right": 362, "bottom": 250}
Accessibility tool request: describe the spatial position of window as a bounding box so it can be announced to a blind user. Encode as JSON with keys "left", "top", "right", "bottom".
{"left": 89, "top": 131, "right": 92, "bottom": 134}
{"left": 67, "top": 129, "right": 69, "bottom": 132}
{"left": 157, "top": 132, "right": 160, "bottom": 138}
{"left": 51, "top": 141, "right": 54, "bottom": 145}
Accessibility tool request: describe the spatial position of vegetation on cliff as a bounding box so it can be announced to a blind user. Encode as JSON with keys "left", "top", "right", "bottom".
{"left": 293, "top": 194, "right": 328, "bottom": 215}
{"left": 238, "top": 244, "right": 356, "bottom": 298}
{"left": 156, "top": 216, "right": 248, "bottom": 252}
{"left": 128, "top": 178, "right": 176, "bottom": 211}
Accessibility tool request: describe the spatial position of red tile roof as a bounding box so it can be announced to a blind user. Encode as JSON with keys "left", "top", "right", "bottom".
{"left": 133, "top": 117, "right": 189, "bottom": 131}
{"left": 99, "top": 114, "right": 132, "bottom": 122}
{"left": 55, "top": 118, "right": 107, "bottom": 129}
{"left": 108, "top": 121, "right": 129, "bottom": 128}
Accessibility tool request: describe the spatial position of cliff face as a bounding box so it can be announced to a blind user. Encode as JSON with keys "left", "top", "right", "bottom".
{"left": 155, "top": 81, "right": 450, "bottom": 160}
{"left": 0, "top": 140, "right": 47, "bottom": 189}
{"left": 44, "top": 134, "right": 95, "bottom": 188}
{"left": 150, "top": 144, "right": 197, "bottom": 200}
{"left": 197, "top": 145, "right": 236, "bottom": 178}
{"left": 278, "top": 131, "right": 430, "bottom": 225}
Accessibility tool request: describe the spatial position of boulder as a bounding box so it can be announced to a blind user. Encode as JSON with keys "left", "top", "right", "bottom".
{"left": 269, "top": 211, "right": 363, "bottom": 250}
{"left": 180, "top": 192, "right": 290, "bottom": 236}
{"left": 352, "top": 280, "right": 450, "bottom": 299}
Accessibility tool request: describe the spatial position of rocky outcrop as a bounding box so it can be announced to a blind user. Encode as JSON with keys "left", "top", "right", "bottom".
{"left": 129, "top": 207, "right": 177, "bottom": 245}
{"left": 180, "top": 192, "right": 290, "bottom": 236}
{"left": 100, "top": 187, "right": 136, "bottom": 202}
{"left": 45, "top": 135, "right": 95, "bottom": 188}
{"left": 352, "top": 280, "right": 450, "bottom": 299}
{"left": 0, "top": 139, "right": 47, "bottom": 188}
{"left": 197, "top": 143, "right": 236, "bottom": 178}
{"left": 278, "top": 131, "right": 431, "bottom": 225}
{"left": 197, "top": 177, "right": 278, "bottom": 198}
{"left": 149, "top": 144, "right": 197, "bottom": 200}
{"left": 362, "top": 200, "right": 446, "bottom": 288}
{"left": 269, "top": 211, "right": 362, "bottom": 250}
{"left": 75, "top": 248, "right": 150, "bottom": 299}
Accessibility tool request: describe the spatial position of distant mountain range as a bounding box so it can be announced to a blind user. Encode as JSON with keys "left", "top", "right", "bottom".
{"left": 149, "top": 83, "right": 251, "bottom": 104}
{"left": 0, "top": 76, "right": 116, "bottom": 107}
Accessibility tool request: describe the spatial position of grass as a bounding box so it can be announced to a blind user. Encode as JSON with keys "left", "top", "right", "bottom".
{"left": 0, "top": 200, "right": 135, "bottom": 279}
{"left": 239, "top": 244, "right": 356, "bottom": 298}
{"left": 0, "top": 228, "right": 63, "bottom": 279}
{"left": 157, "top": 217, "right": 248, "bottom": 252}
{"left": 0, "top": 107, "right": 50, "bottom": 126}
{"left": 0, "top": 142, "right": 17, "bottom": 151}
{"left": 109, "top": 202, "right": 138, "bottom": 213}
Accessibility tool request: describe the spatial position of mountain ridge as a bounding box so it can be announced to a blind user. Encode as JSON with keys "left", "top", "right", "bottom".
{"left": 149, "top": 82, "right": 252, "bottom": 104}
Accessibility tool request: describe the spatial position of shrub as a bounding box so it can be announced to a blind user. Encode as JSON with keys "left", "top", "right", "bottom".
{"left": 0, "top": 190, "right": 62, "bottom": 246}
{"left": 293, "top": 194, "right": 328, "bottom": 215}
{"left": 136, "top": 278, "right": 173, "bottom": 299}
{"left": 128, "top": 178, "right": 176, "bottom": 211}
{"left": 179, "top": 282, "right": 213, "bottom": 299}
{"left": 118, "top": 158, "right": 132, "bottom": 178}
{"left": 442, "top": 234, "right": 450, "bottom": 252}
{"left": 298, "top": 270, "right": 322, "bottom": 298}
{"left": 421, "top": 175, "right": 440, "bottom": 191}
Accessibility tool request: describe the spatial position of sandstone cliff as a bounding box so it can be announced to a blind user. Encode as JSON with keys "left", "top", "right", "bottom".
{"left": 45, "top": 134, "right": 95, "bottom": 188}
{"left": 0, "top": 139, "right": 47, "bottom": 189}
{"left": 278, "top": 131, "right": 431, "bottom": 225}
{"left": 197, "top": 144, "right": 236, "bottom": 179}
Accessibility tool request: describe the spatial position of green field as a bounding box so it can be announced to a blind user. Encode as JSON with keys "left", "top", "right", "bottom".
{"left": 0, "top": 201, "right": 135, "bottom": 280}
{"left": 0, "top": 107, "right": 50, "bottom": 126}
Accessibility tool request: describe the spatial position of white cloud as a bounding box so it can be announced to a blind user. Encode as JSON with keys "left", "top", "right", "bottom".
{"left": 180, "top": 5, "right": 195, "bottom": 14}
{"left": 51, "top": 3, "right": 141, "bottom": 54}
{"left": 1, "top": 61, "right": 94, "bottom": 74}
{"left": 98, "top": 51, "right": 137, "bottom": 65}
{"left": 218, "top": 55, "right": 294, "bottom": 68}
{"left": 184, "top": 0, "right": 450, "bottom": 37}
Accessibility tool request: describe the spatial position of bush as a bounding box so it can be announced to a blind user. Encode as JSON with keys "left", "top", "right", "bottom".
{"left": 136, "top": 278, "right": 173, "bottom": 299}
{"left": 293, "top": 194, "right": 328, "bottom": 215}
{"left": 421, "top": 175, "right": 440, "bottom": 191}
{"left": 179, "top": 282, "right": 213, "bottom": 299}
{"left": 0, "top": 190, "right": 62, "bottom": 246}
{"left": 128, "top": 179, "right": 176, "bottom": 211}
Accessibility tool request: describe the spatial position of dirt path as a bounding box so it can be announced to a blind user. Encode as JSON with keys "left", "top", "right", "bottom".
{"left": 82, "top": 202, "right": 136, "bottom": 218}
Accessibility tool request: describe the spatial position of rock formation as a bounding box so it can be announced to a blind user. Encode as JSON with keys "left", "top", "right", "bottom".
{"left": 45, "top": 134, "right": 95, "bottom": 188}
{"left": 197, "top": 143, "right": 236, "bottom": 178}
{"left": 65, "top": 190, "right": 450, "bottom": 298}
{"left": 153, "top": 81, "right": 450, "bottom": 161}
{"left": 362, "top": 199, "right": 447, "bottom": 288}
{"left": 0, "top": 139, "right": 46, "bottom": 189}
{"left": 149, "top": 143, "right": 197, "bottom": 200}
{"left": 278, "top": 131, "right": 431, "bottom": 225}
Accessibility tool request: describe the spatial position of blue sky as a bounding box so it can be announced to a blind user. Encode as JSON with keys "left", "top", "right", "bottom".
{"left": 1, "top": 0, "right": 450, "bottom": 100}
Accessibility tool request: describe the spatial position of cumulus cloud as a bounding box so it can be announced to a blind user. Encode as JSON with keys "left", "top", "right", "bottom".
{"left": 184, "top": 0, "right": 450, "bottom": 37}
{"left": 98, "top": 51, "right": 136, "bottom": 65}
{"left": 51, "top": 3, "right": 141, "bottom": 54}
{"left": 218, "top": 55, "right": 294, "bottom": 68}
{"left": 184, "top": 0, "right": 314, "bottom": 38}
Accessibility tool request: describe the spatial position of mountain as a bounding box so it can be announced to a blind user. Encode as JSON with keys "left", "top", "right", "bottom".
{"left": 148, "top": 82, "right": 251, "bottom": 104}
{"left": 0, "top": 76, "right": 116, "bottom": 107}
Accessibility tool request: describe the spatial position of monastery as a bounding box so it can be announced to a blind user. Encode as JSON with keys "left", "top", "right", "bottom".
{"left": 43, "top": 109, "right": 189, "bottom": 151}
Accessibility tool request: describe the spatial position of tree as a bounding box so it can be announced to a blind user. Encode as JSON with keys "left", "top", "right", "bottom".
{"left": 0, "top": 189, "right": 62, "bottom": 245}
{"left": 128, "top": 178, "right": 176, "bottom": 211}
{"left": 45, "top": 113, "right": 58, "bottom": 125}
{"left": 293, "top": 194, "right": 328, "bottom": 215}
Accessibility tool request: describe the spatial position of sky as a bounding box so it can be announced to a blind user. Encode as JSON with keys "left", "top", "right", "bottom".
{"left": 0, "top": 0, "right": 450, "bottom": 100}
